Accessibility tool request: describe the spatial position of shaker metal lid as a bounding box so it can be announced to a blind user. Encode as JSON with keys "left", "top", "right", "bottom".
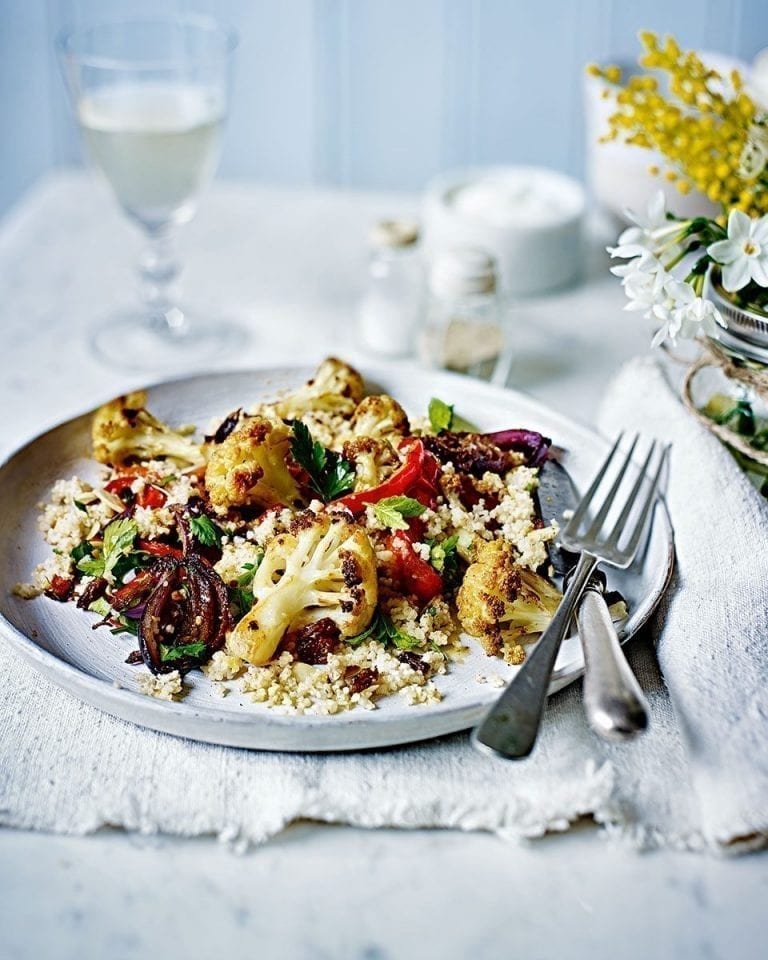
{"left": 369, "top": 219, "right": 420, "bottom": 249}
{"left": 429, "top": 246, "right": 497, "bottom": 298}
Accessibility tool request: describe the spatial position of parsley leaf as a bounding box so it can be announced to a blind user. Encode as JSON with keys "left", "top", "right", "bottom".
{"left": 346, "top": 609, "right": 421, "bottom": 651}
{"left": 88, "top": 598, "right": 112, "bottom": 618}
{"left": 77, "top": 556, "right": 105, "bottom": 578}
{"left": 428, "top": 534, "right": 461, "bottom": 588}
{"left": 112, "top": 615, "right": 139, "bottom": 637}
{"left": 159, "top": 642, "right": 207, "bottom": 662}
{"left": 229, "top": 557, "right": 263, "bottom": 619}
{"left": 104, "top": 519, "right": 139, "bottom": 580}
{"left": 190, "top": 515, "right": 223, "bottom": 548}
{"left": 428, "top": 397, "right": 478, "bottom": 434}
{"left": 154, "top": 474, "right": 177, "bottom": 488}
{"left": 290, "top": 420, "right": 355, "bottom": 502}
{"left": 372, "top": 496, "right": 426, "bottom": 531}
{"left": 388, "top": 623, "right": 422, "bottom": 651}
{"left": 71, "top": 541, "right": 93, "bottom": 564}
{"left": 76, "top": 518, "right": 138, "bottom": 582}
{"left": 324, "top": 456, "right": 357, "bottom": 501}
{"left": 428, "top": 397, "right": 454, "bottom": 433}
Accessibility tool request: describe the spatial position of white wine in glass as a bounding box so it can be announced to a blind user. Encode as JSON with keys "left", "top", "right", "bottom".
{"left": 58, "top": 15, "right": 244, "bottom": 370}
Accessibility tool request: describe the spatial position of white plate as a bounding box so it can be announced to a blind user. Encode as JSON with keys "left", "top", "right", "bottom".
{"left": 0, "top": 365, "right": 674, "bottom": 752}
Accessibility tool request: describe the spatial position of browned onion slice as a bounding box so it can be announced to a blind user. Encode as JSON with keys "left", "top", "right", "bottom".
{"left": 137, "top": 539, "right": 233, "bottom": 675}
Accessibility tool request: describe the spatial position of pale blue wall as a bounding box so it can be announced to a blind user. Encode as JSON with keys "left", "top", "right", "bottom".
{"left": 1, "top": 0, "right": 767, "bottom": 216}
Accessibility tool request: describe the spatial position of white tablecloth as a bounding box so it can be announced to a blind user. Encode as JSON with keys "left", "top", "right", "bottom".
{"left": 2, "top": 171, "right": 767, "bottom": 960}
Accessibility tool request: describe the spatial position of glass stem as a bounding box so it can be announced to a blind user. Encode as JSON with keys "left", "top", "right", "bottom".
{"left": 138, "top": 228, "right": 186, "bottom": 336}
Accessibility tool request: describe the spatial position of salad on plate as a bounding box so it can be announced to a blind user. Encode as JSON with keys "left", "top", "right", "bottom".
{"left": 16, "top": 358, "right": 571, "bottom": 714}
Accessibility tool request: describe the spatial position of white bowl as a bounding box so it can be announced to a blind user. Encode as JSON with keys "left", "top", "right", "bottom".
{"left": 422, "top": 166, "right": 586, "bottom": 297}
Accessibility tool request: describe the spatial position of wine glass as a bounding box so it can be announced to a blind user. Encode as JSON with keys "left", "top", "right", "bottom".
{"left": 58, "top": 14, "right": 245, "bottom": 370}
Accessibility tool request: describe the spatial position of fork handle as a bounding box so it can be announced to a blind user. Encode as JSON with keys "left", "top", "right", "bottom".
{"left": 578, "top": 582, "right": 649, "bottom": 741}
{"left": 472, "top": 551, "right": 599, "bottom": 759}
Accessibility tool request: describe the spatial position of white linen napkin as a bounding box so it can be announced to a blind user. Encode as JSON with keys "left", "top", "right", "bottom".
{"left": 1, "top": 356, "right": 766, "bottom": 852}
{"left": 598, "top": 355, "right": 768, "bottom": 849}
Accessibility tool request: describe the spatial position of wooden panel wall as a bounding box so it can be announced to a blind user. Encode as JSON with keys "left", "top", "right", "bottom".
{"left": 0, "top": 0, "right": 766, "bottom": 215}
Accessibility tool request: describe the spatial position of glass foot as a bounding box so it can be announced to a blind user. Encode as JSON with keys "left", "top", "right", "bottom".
{"left": 90, "top": 307, "right": 249, "bottom": 374}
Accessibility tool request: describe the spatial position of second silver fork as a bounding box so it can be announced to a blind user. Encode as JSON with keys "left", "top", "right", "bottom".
{"left": 472, "top": 434, "right": 669, "bottom": 760}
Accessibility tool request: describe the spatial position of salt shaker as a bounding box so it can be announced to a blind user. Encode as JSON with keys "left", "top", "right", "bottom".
{"left": 420, "top": 247, "right": 505, "bottom": 378}
{"left": 358, "top": 219, "right": 423, "bottom": 357}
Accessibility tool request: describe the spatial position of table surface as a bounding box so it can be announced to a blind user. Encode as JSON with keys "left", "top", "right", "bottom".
{"left": 0, "top": 170, "right": 765, "bottom": 960}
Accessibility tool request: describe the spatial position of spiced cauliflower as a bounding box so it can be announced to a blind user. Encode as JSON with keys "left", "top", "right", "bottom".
{"left": 92, "top": 391, "right": 203, "bottom": 467}
{"left": 349, "top": 395, "right": 410, "bottom": 441}
{"left": 227, "top": 513, "right": 378, "bottom": 664}
{"left": 341, "top": 436, "right": 400, "bottom": 491}
{"left": 456, "top": 539, "right": 562, "bottom": 660}
{"left": 268, "top": 357, "right": 365, "bottom": 419}
{"left": 205, "top": 416, "right": 303, "bottom": 511}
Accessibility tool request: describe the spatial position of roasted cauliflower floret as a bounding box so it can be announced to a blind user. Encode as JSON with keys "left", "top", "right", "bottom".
{"left": 341, "top": 437, "right": 400, "bottom": 491}
{"left": 205, "top": 416, "right": 302, "bottom": 511}
{"left": 92, "top": 391, "right": 203, "bottom": 467}
{"left": 226, "top": 514, "right": 378, "bottom": 664}
{"left": 456, "top": 539, "right": 561, "bottom": 658}
{"left": 268, "top": 358, "right": 366, "bottom": 419}
{"left": 349, "top": 394, "right": 410, "bottom": 441}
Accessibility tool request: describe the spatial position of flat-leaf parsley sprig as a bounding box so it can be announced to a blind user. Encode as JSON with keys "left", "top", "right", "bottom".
{"left": 347, "top": 608, "right": 421, "bottom": 651}
{"left": 290, "top": 420, "right": 356, "bottom": 502}
{"left": 372, "top": 495, "right": 425, "bottom": 531}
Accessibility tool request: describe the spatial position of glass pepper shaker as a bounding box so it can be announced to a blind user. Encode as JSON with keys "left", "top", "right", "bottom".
{"left": 419, "top": 247, "right": 505, "bottom": 378}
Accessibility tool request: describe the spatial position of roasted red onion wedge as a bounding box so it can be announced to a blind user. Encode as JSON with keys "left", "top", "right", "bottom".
{"left": 138, "top": 511, "right": 232, "bottom": 675}
{"left": 484, "top": 428, "right": 551, "bottom": 467}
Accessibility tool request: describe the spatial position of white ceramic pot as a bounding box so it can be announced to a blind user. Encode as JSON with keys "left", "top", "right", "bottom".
{"left": 422, "top": 166, "right": 585, "bottom": 298}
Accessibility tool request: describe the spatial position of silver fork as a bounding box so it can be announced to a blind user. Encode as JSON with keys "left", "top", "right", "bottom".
{"left": 472, "top": 434, "right": 670, "bottom": 760}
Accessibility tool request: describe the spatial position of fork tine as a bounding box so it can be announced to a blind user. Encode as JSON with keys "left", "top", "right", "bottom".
{"left": 604, "top": 439, "right": 657, "bottom": 546}
{"left": 565, "top": 432, "right": 624, "bottom": 535}
{"left": 584, "top": 433, "right": 639, "bottom": 540}
{"left": 620, "top": 443, "right": 670, "bottom": 558}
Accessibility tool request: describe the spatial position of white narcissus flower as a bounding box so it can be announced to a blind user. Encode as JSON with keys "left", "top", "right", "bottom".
{"left": 650, "top": 280, "right": 726, "bottom": 347}
{"left": 607, "top": 191, "right": 682, "bottom": 259}
{"left": 611, "top": 254, "right": 670, "bottom": 318}
{"left": 707, "top": 209, "right": 768, "bottom": 291}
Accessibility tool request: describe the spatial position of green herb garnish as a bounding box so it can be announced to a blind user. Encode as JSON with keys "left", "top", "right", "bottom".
{"left": 87, "top": 597, "right": 139, "bottom": 636}
{"left": 73, "top": 500, "right": 88, "bottom": 513}
{"left": 229, "top": 558, "right": 263, "bottom": 618}
{"left": 428, "top": 397, "right": 478, "bottom": 433}
{"left": 347, "top": 609, "right": 421, "bottom": 651}
{"left": 190, "top": 514, "right": 223, "bottom": 548}
{"left": 111, "top": 615, "right": 139, "bottom": 637}
{"left": 71, "top": 541, "right": 93, "bottom": 564}
{"left": 77, "top": 518, "right": 138, "bottom": 583}
{"left": 290, "top": 420, "right": 355, "bottom": 502}
{"left": 159, "top": 642, "right": 207, "bottom": 662}
{"left": 88, "top": 598, "right": 112, "bottom": 618}
{"left": 428, "top": 534, "right": 461, "bottom": 588}
{"left": 428, "top": 397, "right": 454, "bottom": 433}
{"left": 372, "top": 495, "right": 426, "bottom": 531}
{"left": 154, "top": 474, "right": 178, "bottom": 488}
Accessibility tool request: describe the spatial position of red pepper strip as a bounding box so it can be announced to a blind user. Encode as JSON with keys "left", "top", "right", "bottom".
{"left": 406, "top": 516, "right": 426, "bottom": 540}
{"left": 337, "top": 440, "right": 439, "bottom": 516}
{"left": 387, "top": 532, "right": 443, "bottom": 604}
{"left": 136, "top": 539, "right": 184, "bottom": 560}
{"left": 45, "top": 574, "right": 75, "bottom": 602}
{"left": 106, "top": 475, "right": 167, "bottom": 509}
{"left": 138, "top": 486, "right": 167, "bottom": 509}
{"left": 111, "top": 570, "right": 156, "bottom": 611}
